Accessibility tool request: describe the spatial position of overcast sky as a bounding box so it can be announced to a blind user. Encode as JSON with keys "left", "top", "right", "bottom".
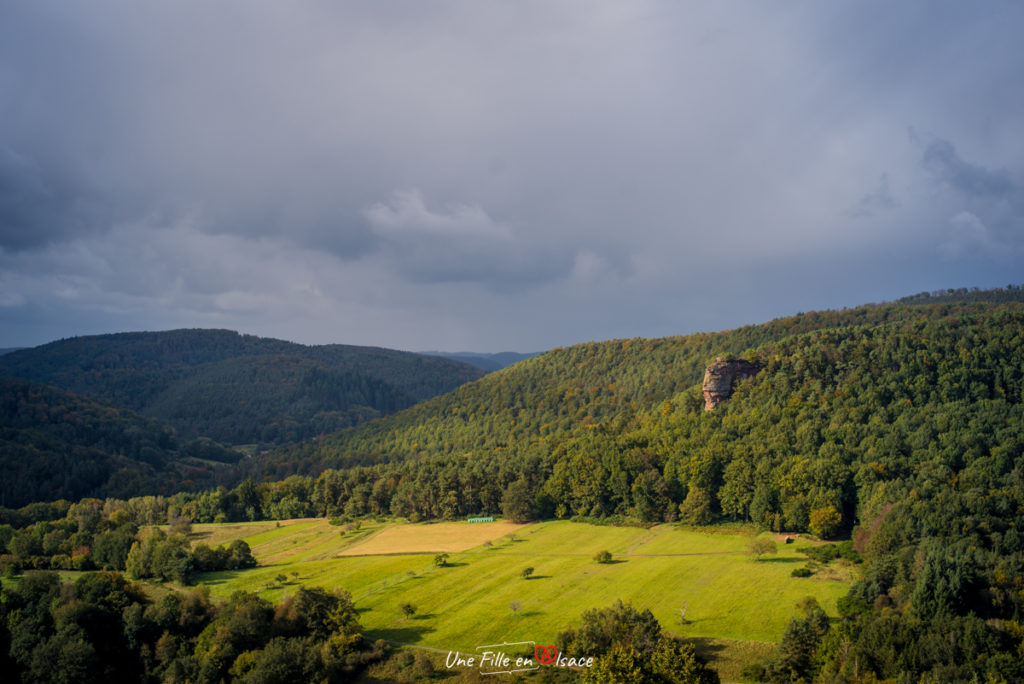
{"left": 1, "top": 1, "right": 1022, "bottom": 352}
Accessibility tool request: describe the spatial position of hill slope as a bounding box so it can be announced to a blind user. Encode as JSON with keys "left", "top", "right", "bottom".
{"left": 252, "top": 295, "right": 1024, "bottom": 476}
{"left": 0, "top": 329, "right": 483, "bottom": 445}
{"left": 0, "top": 377, "right": 237, "bottom": 507}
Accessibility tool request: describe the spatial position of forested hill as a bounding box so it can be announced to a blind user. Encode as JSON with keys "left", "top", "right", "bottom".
{"left": 228, "top": 293, "right": 1024, "bottom": 680}
{"left": 0, "top": 377, "right": 235, "bottom": 507}
{"left": 0, "top": 329, "right": 483, "bottom": 445}
{"left": 247, "top": 294, "right": 1024, "bottom": 477}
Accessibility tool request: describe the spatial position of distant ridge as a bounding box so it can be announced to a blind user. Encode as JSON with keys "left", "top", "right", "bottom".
{"left": 894, "top": 284, "right": 1024, "bottom": 305}
{"left": 419, "top": 350, "right": 539, "bottom": 372}
{"left": 0, "top": 329, "right": 483, "bottom": 445}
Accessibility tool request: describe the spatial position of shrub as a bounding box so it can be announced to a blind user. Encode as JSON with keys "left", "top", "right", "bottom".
{"left": 740, "top": 663, "right": 766, "bottom": 681}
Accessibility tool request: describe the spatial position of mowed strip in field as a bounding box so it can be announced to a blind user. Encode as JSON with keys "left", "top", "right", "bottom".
{"left": 338, "top": 520, "right": 527, "bottom": 556}
{"left": 192, "top": 519, "right": 853, "bottom": 678}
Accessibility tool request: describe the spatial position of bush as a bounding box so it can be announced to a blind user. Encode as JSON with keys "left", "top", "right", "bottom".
{"left": 791, "top": 567, "right": 813, "bottom": 578}
{"left": 800, "top": 544, "right": 840, "bottom": 563}
{"left": 800, "top": 541, "right": 861, "bottom": 565}
{"left": 740, "top": 663, "right": 766, "bottom": 681}
{"left": 837, "top": 540, "right": 861, "bottom": 563}
{"left": 568, "top": 515, "right": 651, "bottom": 528}
{"left": 594, "top": 550, "right": 612, "bottom": 563}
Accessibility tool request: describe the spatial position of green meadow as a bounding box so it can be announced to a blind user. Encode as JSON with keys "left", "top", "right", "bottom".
{"left": 189, "top": 518, "right": 853, "bottom": 676}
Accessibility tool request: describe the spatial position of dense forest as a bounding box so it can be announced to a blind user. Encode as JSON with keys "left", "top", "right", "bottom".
{"left": 247, "top": 292, "right": 1024, "bottom": 479}
{"left": 0, "top": 378, "right": 238, "bottom": 508}
{"left": 2, "top": 287, "right": 1024, "bottom": 681}
{"left": 0, "top": 571, "right": 384, "bottom": 682}
{"left": 0, "top": 329, "right": 483, "bottom": 445}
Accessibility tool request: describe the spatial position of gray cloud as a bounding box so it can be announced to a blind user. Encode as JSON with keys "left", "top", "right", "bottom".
{"left": 1, "top": 1, "right": 1023, "bottom": 350}
{"left": 363, "top": 189, "right": 574, "bottom": 288}
{"left": 923, "top": 139, "right": 1016, "bottom": 199}
{"left": 920, "top": 137, "right": 1024, "bottom": 256}
{"left": 0, "top": 147, "right": 114, "bottom": 251}
{"left": 847, "top": 174, "right": 901, "bottom": 218}
{"left": 939, "top": 211, "right": 995, "bottom": 259}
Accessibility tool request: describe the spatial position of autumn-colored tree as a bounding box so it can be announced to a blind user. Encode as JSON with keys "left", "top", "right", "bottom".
{"left": 809, "top": 505, "right": 842, "bottom": 539}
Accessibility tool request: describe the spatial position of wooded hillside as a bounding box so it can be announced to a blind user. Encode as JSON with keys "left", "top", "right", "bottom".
{"left": 0, "top": 329, "right": 483, "bottom": 445}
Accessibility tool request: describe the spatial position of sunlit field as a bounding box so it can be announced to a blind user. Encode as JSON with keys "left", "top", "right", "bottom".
{"left": 186, "top": 518, "right": 853, "bottom": 678}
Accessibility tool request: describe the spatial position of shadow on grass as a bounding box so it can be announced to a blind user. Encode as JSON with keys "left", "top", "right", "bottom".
{"left": 599, "top": 559, "right": 628, "bottom": 565}
{"left": 193, "top": 570, "right": 244, "bottom": 586}
{"left": 365, "top": 624, "right": 436, "bottom": 644}
{"left": 437, "top": 561, "right": 469, "bottom": 568}
{"left": 413, "top": 613, "right": 437, "bottom": 620}
{"left": 522, "top": 575, "right": 550, "bottom": 580}
{"left": 756, "top": 556, "right": 801, "bottom": 563}
{"left": 688, "top": 636, "right": 728, "bottom": 662}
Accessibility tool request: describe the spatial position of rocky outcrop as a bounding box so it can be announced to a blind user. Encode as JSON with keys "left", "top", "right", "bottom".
{"left": 702, "top": 357, "right": 760, "bottom": 410}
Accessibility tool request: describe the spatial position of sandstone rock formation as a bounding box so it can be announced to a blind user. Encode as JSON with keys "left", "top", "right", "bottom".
{"left": 702, "top": 357, "right": 760, "bottom": 410}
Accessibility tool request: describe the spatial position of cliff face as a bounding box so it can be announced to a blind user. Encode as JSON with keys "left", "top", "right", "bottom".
{"left": 702, "top": 357, "right": 760, "bottom": 410}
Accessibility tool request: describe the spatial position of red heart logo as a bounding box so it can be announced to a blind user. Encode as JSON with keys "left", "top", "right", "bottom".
{"left": 534, "top": 644, "right": 558, "bottom": 665}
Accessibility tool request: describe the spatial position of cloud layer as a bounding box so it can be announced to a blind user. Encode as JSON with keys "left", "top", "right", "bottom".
{"left": 2, "top": 1, "right": 1022, "bottom": 350}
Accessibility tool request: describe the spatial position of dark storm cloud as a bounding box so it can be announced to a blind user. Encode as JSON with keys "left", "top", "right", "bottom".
{"left": 1, "top": 1, "right": 1023, "bottom": 350}
{"left": 920, "top": 137, "right": 1024, "bottom": 257}
{"left": 0, "top": 147, "right": 111, "bottom": 251}
{"left": 0, "top": 148, "right": 61, "bottom": 250}
{"left": 923, "top": 139, "right": 1016, "bottom": 200}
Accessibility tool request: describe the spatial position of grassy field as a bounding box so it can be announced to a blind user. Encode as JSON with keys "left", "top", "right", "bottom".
{"left": 188, "top": 518, "right": 854, "bottom": 680}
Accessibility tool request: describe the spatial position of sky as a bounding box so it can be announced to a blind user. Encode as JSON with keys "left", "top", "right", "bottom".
{"left": 1, "top": 1, "right": 1022, "bottom": 352}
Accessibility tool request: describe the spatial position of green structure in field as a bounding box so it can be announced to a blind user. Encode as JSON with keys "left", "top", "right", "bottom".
{"left": 467, "top": 516, "right": 494, "bottom": 523}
